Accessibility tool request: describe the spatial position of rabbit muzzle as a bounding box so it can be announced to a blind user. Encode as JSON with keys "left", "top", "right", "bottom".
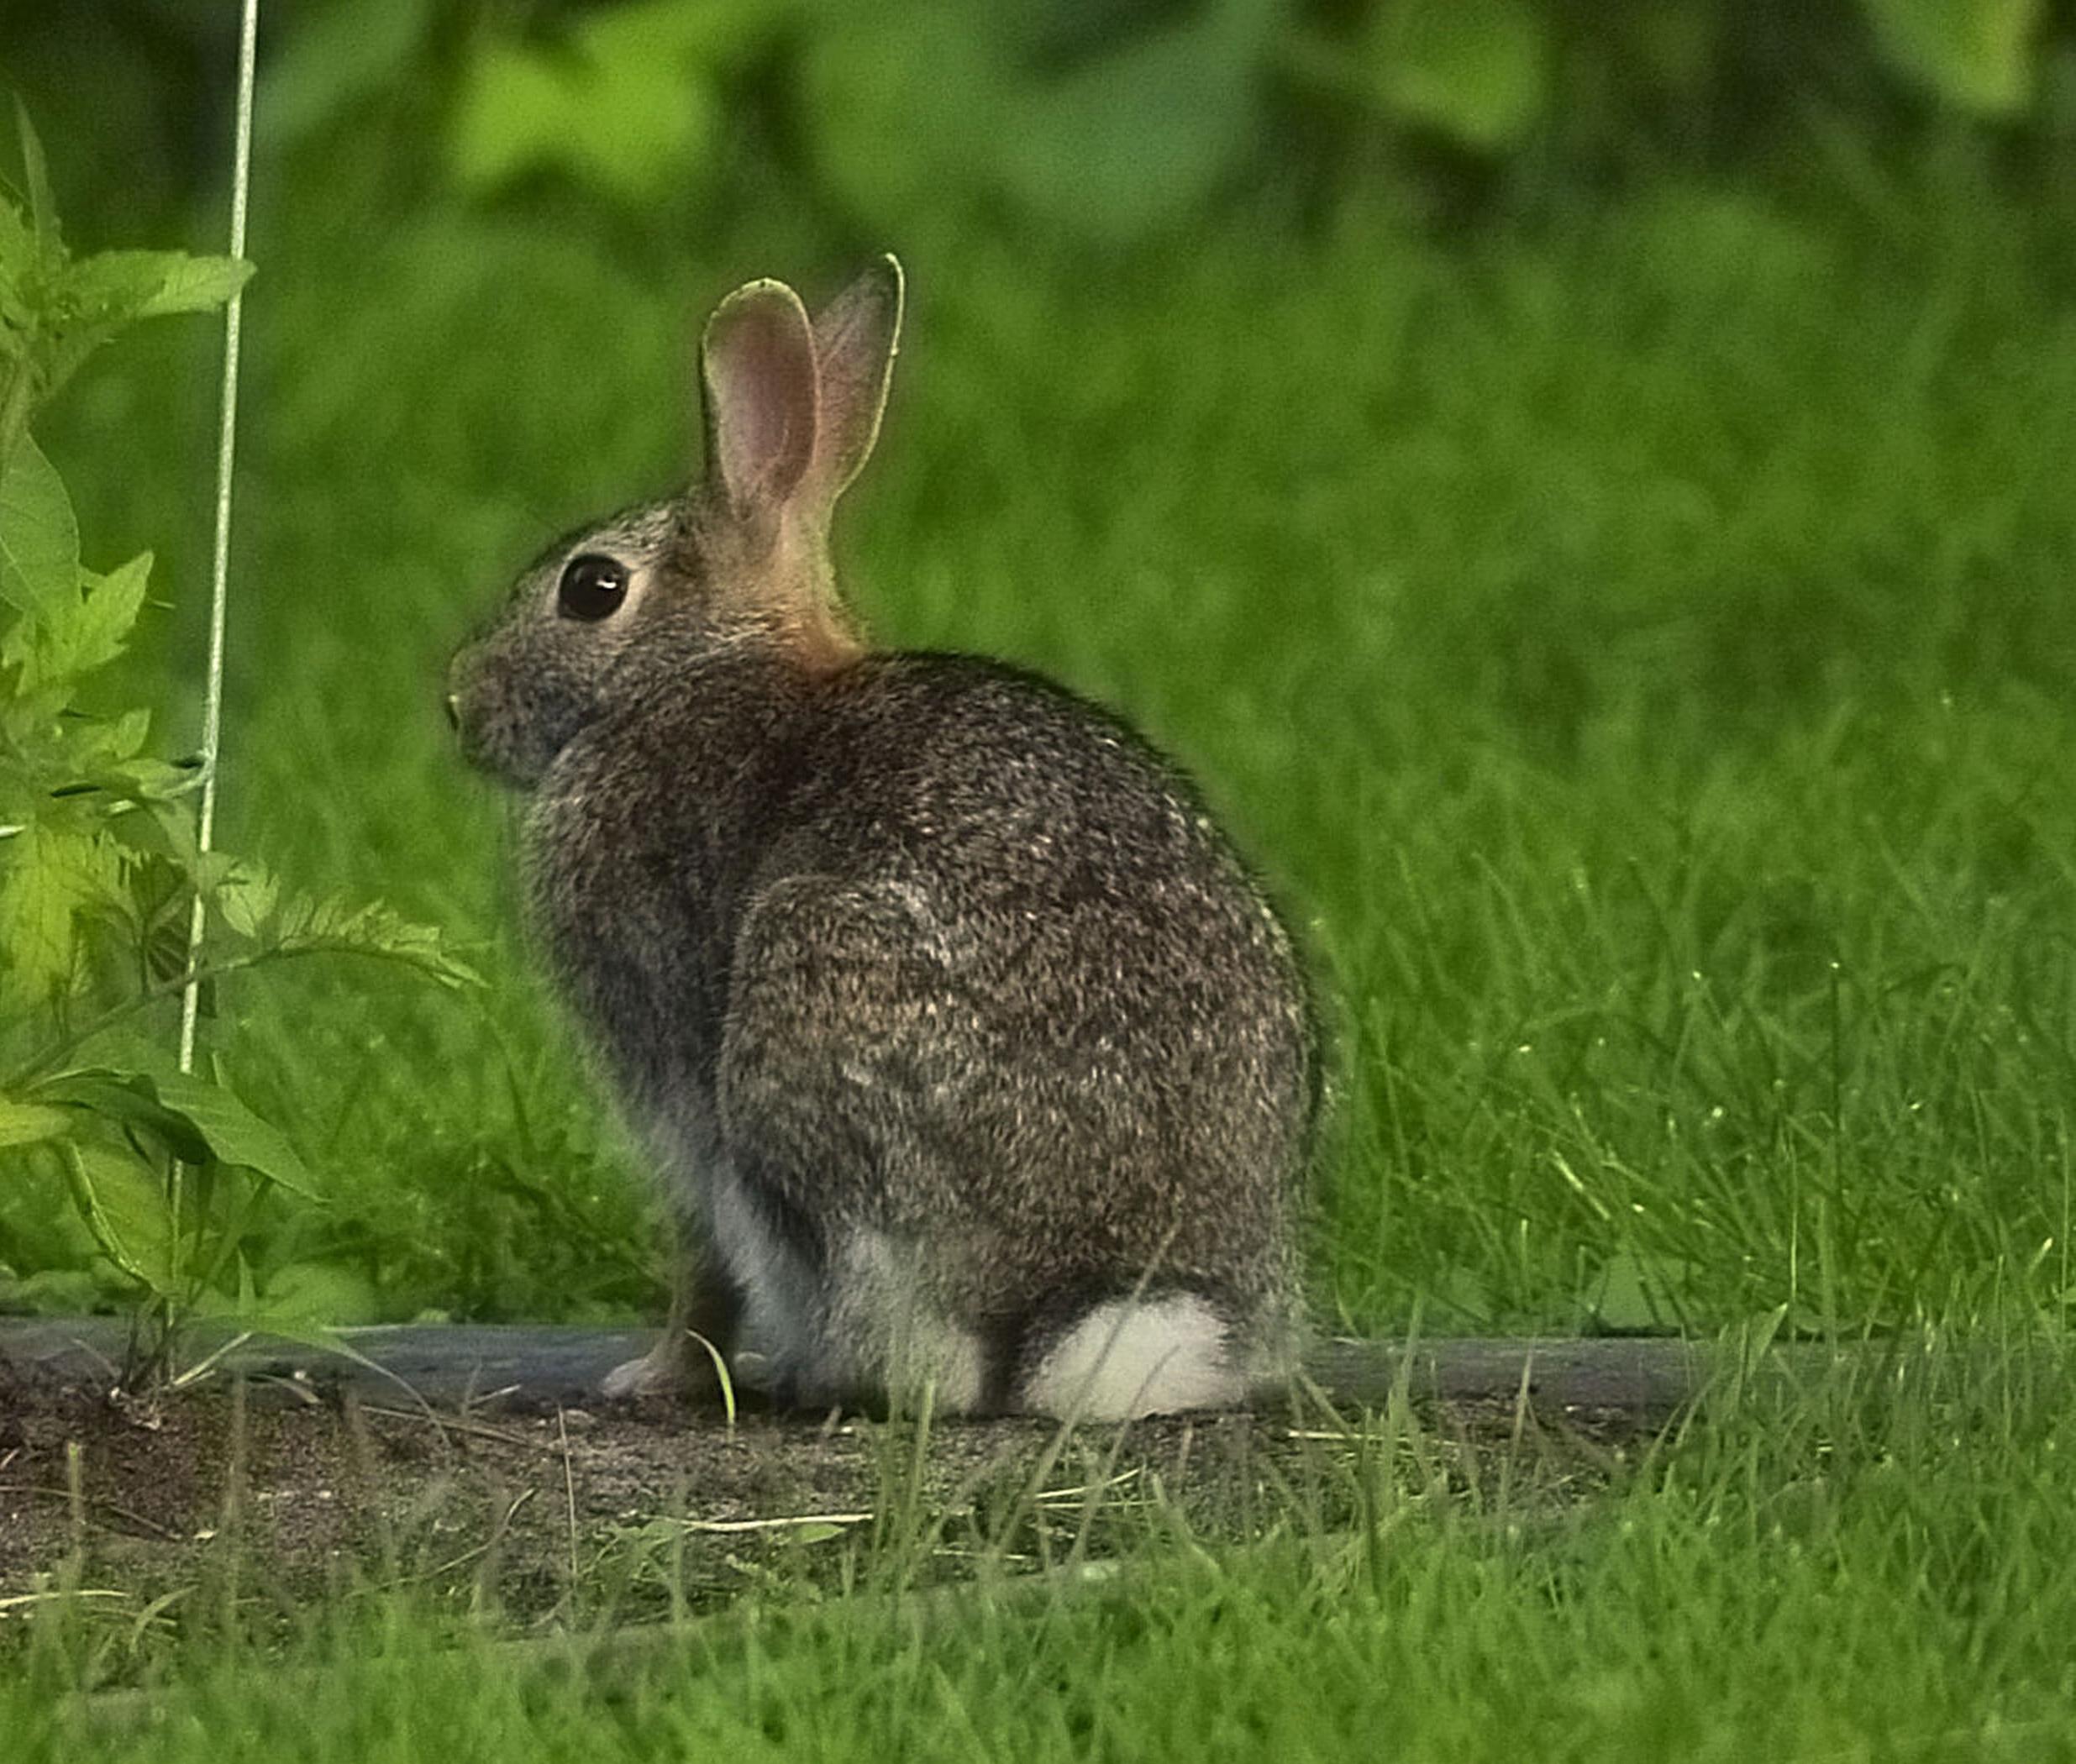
{"left": 445, "top": 640, "right": 561, "bottom": 790}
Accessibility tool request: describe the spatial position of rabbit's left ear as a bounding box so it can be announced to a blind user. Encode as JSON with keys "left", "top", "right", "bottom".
{"left": 807, "top": 255, "right": 904, "bottom": 505}
{"left": 701, "top": 279, "right": 820, "bottom": 517}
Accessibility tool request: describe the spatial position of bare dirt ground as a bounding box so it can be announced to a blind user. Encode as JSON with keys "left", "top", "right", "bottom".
{"left": 0, "top": 1340, "right": 1656, "bottom": 1640}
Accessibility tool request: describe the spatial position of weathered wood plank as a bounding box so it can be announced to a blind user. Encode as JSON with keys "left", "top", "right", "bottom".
{"left": 0, "top": 1317, "right": 1818, "bottom": 1419}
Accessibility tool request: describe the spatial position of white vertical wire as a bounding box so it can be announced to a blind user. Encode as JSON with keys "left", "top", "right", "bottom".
{"left": 177, "top": 0, "right": 259, "bottom": 1079}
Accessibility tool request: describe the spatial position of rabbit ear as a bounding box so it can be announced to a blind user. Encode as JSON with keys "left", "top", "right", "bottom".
{"left": 807, "top": 255, "right": 904, "bottom": 504}
{"left": 701, "top": 279, "right": 820, "bottom": 516}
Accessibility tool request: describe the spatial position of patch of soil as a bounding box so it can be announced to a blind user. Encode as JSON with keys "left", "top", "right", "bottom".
{"left": 0, "top": 1347, "right": 1652, "bottom": 1647}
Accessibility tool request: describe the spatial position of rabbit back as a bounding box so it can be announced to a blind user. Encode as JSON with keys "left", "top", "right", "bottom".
{"left": 670, "top": 652, "right": 1319, "bottom": 1412}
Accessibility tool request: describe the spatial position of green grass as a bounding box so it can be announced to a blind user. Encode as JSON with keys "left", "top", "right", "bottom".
{"left": 14, "top": 1337, "right": 2076, "bottom": 1760}
{"left": 13, "top": 123, "right": 2076, "bottom": 1764}
{"left": 58, "top": 160, "right": 2072, "bottom": 1335}
{"left": 13, "top": 150, "right": 2076, "bottom": 1337}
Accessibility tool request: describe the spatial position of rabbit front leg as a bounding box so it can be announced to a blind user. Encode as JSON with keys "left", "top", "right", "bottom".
{"left": 601, "top": 1233, "right": 745, "bottom": 1401}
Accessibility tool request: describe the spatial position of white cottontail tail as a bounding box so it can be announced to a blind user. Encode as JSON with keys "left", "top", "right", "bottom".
{"left": 449, "top": 260, "right": 1321, "bottom": 1418}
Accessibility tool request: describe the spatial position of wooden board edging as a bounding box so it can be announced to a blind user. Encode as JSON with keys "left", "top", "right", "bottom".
{"left": 0, "top": 1317, "right": 1835, "bottom": 1420}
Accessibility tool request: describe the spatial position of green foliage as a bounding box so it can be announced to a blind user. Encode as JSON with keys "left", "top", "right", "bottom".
{"left": 238, "top": 0, "right": 2076, "bottom": 247}
{"left": 1294, "top": 0, "right": 1553, "bottom": 151}
{"left": 13, "top": 2, "right": 2076, "bottom": 256}
{"left": 804, "top": 0, "right": 1283, "bottom": 244}
{"left": 449, "top": 0, "right": 769, "bottom": 205}
{"left": 0, "top": 106, "right": 474, "bottom": 1342}
{"left": 256, "top": 0, "right": 439, "bottom": 150}
{"left": 0, "top": 434, "right": 77, "bottom": 615}
{"left": 1863, "top": 0, "right": 2046, "bottom": 113}
{"left": 0, "top": 103, "right": 251, "bottom": 471}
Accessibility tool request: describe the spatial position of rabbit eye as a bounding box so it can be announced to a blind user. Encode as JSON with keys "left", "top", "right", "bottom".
{"left": 558, "top": 554, "right": 629, "bottom": 622}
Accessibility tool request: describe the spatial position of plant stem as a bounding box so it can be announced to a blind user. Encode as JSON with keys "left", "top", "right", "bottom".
{"left": 177, "top": 0, "right": 260, "bottom": 1082}
{"left": 0, "top": 354, "right": 36, "bottom": 487}
{"left": 171, "top": 0, "right": 260, "bottom": 1318}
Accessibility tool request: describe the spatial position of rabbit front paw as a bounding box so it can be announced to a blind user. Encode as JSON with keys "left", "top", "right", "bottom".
{"left": 601, "top": 1333, "right": 697, "bottom": 1400}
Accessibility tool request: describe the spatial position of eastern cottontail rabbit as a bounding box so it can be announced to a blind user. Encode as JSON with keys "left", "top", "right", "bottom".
{"left": 449, "top": 260, "right": 1322, "bottom": 1419}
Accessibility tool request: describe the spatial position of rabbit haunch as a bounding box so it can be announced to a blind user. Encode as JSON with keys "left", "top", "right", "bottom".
{"left": 449, "top": 260, "right": 1322, "bottom": 1420}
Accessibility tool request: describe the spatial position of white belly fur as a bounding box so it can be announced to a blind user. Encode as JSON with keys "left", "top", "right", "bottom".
{"left": 706, "top": 1182, "right": 985, "bottom": 1412}
{"left": 705, "top": 1167, "right": 819, "bottom": 1377}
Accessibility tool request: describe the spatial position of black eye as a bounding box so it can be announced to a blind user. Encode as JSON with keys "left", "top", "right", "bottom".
{"left": 558, "top": 554, "right": 629, "bottom": 622}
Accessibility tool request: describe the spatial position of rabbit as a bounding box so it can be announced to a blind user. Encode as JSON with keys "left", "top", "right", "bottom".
{"left": 448, "top": 258, "right": 1323, "bottom": 1420}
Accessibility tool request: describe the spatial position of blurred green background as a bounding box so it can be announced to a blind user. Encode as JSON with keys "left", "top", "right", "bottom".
{"left": 5, "top": 0, "right": 2076, "bottom": 1336}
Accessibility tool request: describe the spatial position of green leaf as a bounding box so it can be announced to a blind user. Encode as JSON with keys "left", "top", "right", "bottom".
{"left": 32, "top": 1069, "right": 212, "bottom": 1164}
{"left": 1860, "top": 0, "right": 2044, "bottom": 114}
{"left": 0, "top": 824, "right": 117, "bottom": 1008}
{"left": 450, "top": 41, "right": 572, "bottom": 192}
{"left": 995, "top": 0, "right": 1277, "bottom": 242}
{"left": 264, "top": 890, "right": 482, "bottom": 990}
{"left": 0, "top": 194, "right": 37, "bottom": 310}
{"left": 34, "top": 1066, "right": 324, "bottom": 1200}
{"left": 449, "top": 0, "right": 765, "bottom": 206}
{"left": 800, "top": 7, "right": 1004, "bottom": 235}
{"left": 132, "top": 254, "right": 255, "bottom": 318}
{"left": 100, "top": 706, "right": 153, "bottom": 764}
{"left": 259, "top": 0, "right": 434, "bottom": 146}
{"left": 551, "top": 57, "right": 716, "bottom": 207}
{"left": 3, "top": 549, "right": 152, "bottom": 692}
{"left": 257, "top": 1259, "right": 382, "bottom": 1326}
{"left": 1582, "top": 1248, "right": 1693, "bottom": 1333}
{"left": 13, "top": 99, "right": 60, "bottom": 271}
{"left": 61, "top": 1139, "right": 176, "bottom": 1294}
{"left": 0, "top": 431, "right": 81, "bottom": 614}
{"left": 584, "top": 0, "right": 771, "bottom": 72}
{"left": 1356, "top": 0, "right": 1550, "bottom": 151}
{"left": 0, "top": 1095, "right": 73, "bottom": 1149}
{"left": 213, "top": 858, "right": 281, "bottom": 940}
{"left": 138, "top": 1068, "right": 324, "bottom": 1200}
{"left": 87, "top": 753, "right": 197, "bottom": 806}
{"left": 805, "top": 0, "right": 1273, "bottom": 243}
{"left": 58, "top": 250, "right": 253, "bottom": 326}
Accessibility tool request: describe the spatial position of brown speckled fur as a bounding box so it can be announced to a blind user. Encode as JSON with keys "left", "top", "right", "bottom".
{"left": 449, "top": 261, "right": 1322, "bottom": 1416}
